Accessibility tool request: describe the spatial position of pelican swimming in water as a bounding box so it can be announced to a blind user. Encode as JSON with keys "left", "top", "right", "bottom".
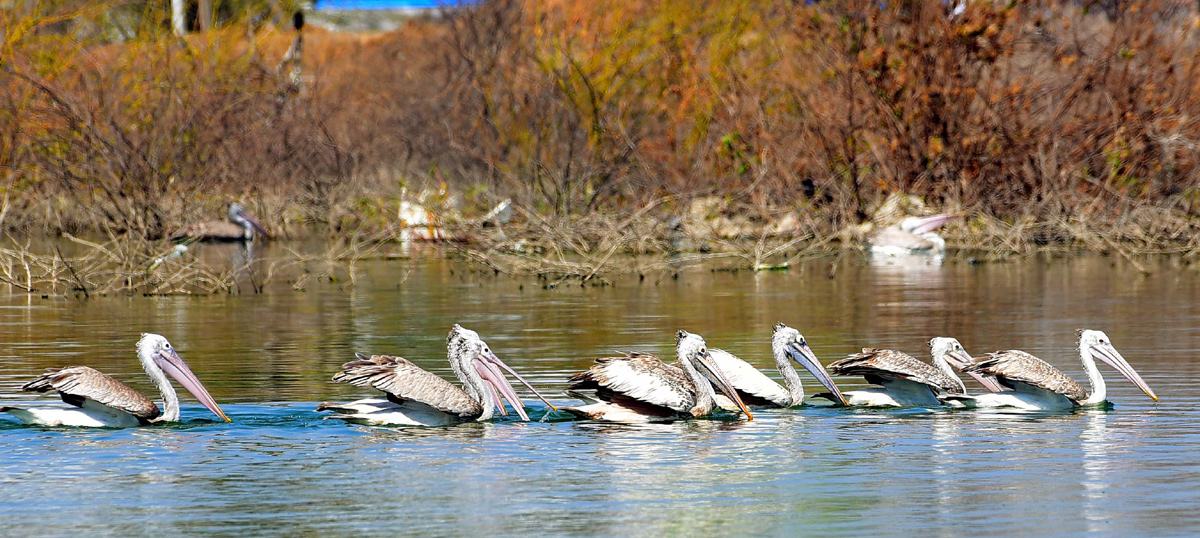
{"left": 172, "top": 203, "right": 271, "bottom": 242}
{"left": 926, "top": 337, "right": 1005, "bottom": 408}
{"left": 1, "top": 334, "right": 230, "bottom": 427}
{"left": 867, "top": 213, "right": 961, "bottom": 256}
{"left": 563, "top": 330, "right": 754, "bottom": 422}
{"left": 927, "top": 337, "right": 1005, "bottom": 393}
{"left": 822, "top": 344, "right": 967, "bottom": 407}
{"left": 710, "top": 323, "right": 847, "bottom": 409}
{"left": 318, "top": 325, "right": 557, "bottom": 426}
{"left": 954, "top": 330, "right": 1158, "bottom": 410}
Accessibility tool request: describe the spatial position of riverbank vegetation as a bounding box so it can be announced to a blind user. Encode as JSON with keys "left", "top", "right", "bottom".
{"left": 3, "top": 0, "right": 1200, "bottom": 293}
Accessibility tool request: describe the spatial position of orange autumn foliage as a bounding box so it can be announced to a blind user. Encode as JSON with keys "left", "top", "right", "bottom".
{"left": 4, "top": 0, "right": 1200, "bottom": 250}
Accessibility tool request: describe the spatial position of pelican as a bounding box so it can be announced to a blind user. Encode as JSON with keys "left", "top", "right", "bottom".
{"left": 867, "top": 213, "right": 961, "bottom": 256}
{"left": 710, "top": 323, "right": 847, "bottom": 409}
{"left": 172, "top": 203, "right": 270, "bottom": 242}
{"left": 927, "top": 336, "right": 1005, "bottom": 408}
{"left": 563, "top": 331, "right": 754, "bottom": 422}
{"left": 318, "top": 325, "right": 557, "bottom": 426}
{"left": 0, "top": 334, "right": 230, "bottom": 427}
{"left": 929, "top": 337, "right": 1005, "bottom": 394}
{"left": 956, "top": 330, "right": 1158, "bottom": 410}
{"left": 821, "top": 345, "right": 966, "bottom": 407}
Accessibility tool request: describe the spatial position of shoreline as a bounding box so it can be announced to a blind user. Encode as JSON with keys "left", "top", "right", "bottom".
{"left": 0, "top": 224, "right": 1184, "bottom": 299}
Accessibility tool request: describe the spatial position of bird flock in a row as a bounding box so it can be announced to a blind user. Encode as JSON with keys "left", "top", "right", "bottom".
{"left": 0, "top": 323, "right": 1159, "bottom": 428}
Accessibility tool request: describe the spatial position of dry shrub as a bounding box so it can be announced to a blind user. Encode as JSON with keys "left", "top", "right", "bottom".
{"left": 2, "top": 1, "right": 350, "bottom": 237}
{"left": 5, "top": 0, "right": 1200, "bottom": 263}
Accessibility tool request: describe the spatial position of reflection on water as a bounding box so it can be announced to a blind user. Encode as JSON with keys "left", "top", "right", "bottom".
{"left": 1, "top": 253, "right": 1199, "bottom": 536}
{"left": 1081, "top": 410, "right": 1113, "bottom": 535}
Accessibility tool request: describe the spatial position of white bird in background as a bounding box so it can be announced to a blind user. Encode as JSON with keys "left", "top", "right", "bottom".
{"left": 868, "top": 213, "right": 962, "bottom": 257}
{"left": 149, "top": 244, "right": 189, "bottom": 270}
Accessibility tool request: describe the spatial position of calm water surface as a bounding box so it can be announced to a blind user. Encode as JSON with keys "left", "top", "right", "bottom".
{"left": 1, "top": 246, "right": 1198, "bottom": 537}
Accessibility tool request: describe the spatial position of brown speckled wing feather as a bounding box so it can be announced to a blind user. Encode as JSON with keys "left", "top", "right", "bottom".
{"left": 964, "top": 350, "right": 1087, "bottom": 401}
{"left": 829, "top": 348, "right": 962, "bottom": 393}
{"left": 333, "top": 354, "right": 482, "bottom": 417}
{"left": 22, "top": 367, "right": 161, "bottom": 421}
{"left": 567, "top": 352, "right": 694, "bottom": 413}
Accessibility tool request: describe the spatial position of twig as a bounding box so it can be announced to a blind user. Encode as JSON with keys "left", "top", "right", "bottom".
{"left": 55, "top": 246, "right": 89, "bottom": 298}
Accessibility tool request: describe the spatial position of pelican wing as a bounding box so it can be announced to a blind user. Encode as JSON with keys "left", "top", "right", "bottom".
{"left": 333, "top": 354, "right": 482, "bottom": 417}
{"left": 170, "top": 221, "right": 245, "bottom": 241}
{"left": 868, "top": 227, "right": 935, "bottom": 251}
{"left": 965, "top": 350, "right": 1087, "bottom": 401}
{"left": 710, "top": 349, "right": 791, "bottom": 406}
{"left": 21, "top": 367, "right": 161, "bottom": 421}
{"left": 567, "top": 352, "right": 693, "bottom": 413}
{"left": 829, "top": 348, "right": 961, "bottom": 393}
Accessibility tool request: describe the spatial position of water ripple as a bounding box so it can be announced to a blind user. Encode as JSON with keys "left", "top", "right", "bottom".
{"left": 1, "top": 256, "right": 1199, "bottom": 536}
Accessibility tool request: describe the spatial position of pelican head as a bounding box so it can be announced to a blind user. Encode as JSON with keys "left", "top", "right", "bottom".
{"left": 136, "top": 333, "right": 230, "bottom": 421}
{"left": 899, "top": 213, "right": 961, "bottom": 235}
{"left": 227, "top": 203, "right": 269, "bottom": 240}
{"left": 929, "top": 337, "right": 974, "bottom": 369}
{"left": 1078, "top": 329, "right": 1157, "bottom": 402}
{"left": 929, "top": 336, "right": 1003, "bottom": 392}
{"left": 772, "top": 323, "right": 846, "bottom": 405}
{"left": 447, "top": 324, "right": 556, "bottom": 420}
{"left": 676, "top": 330, "right": 753, "bottom": 420}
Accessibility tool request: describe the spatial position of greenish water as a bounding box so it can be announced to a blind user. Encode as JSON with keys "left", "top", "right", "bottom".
{"left": 1, "top": 246, "right": 1197, "bottom": 536}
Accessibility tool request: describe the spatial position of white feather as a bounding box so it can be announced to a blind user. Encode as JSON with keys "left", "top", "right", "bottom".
{"left": 324, "top": 400, "right": 462, "bottom": 427}
{"left": 709, "top": 349, "right": 791, "bottom": 407}
{"left": 562, "top": 402, "right": 662, "bottom": 423}
{"left": 950, "top": 384, "right": 1074, "bottom": 411}
{"left": 595, "top": 360, "right": 690, "bottom": 412}
{"left": 840, "top": 379, "right": 943, "bottom": 408}
{"left": 712, "top": 394, "right": 740, "bottom": 412}
{"left": 3, "top": 399, "right": 141, "bottom": 427}
{"left": 317, "top": 397, "right": 398, "bottom": 415}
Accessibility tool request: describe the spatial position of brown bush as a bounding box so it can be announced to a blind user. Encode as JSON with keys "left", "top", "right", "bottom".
{"left": 4, "top": 0, "right": 1200, "bottom": 257}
